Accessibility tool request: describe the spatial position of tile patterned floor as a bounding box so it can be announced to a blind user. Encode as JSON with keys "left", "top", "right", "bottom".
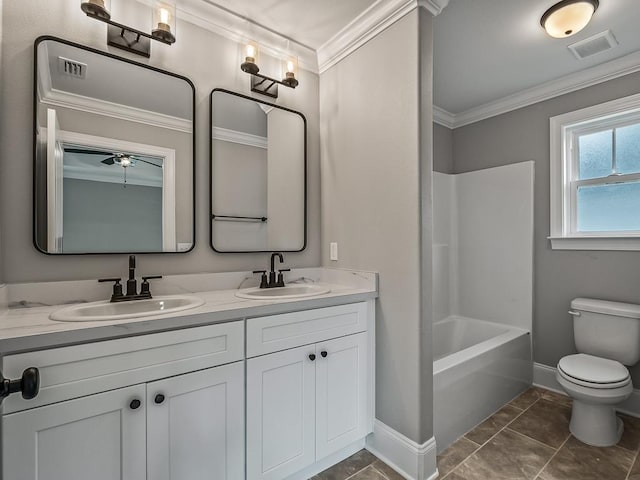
{"left": 437, "top": 387, "right": 640, "bottom": 480}
{"left": 314, "top": 387, "right": 640, "bottom": 480}
{"left": 312, "top": 449, "right": 404, "bottom": 480}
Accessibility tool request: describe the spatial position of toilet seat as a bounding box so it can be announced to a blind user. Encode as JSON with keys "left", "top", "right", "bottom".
{"left": 558, "top": 354, "right": 631, "bottom": 389}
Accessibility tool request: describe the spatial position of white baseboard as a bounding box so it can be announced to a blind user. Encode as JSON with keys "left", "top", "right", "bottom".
{"left": 533, "top": 362, "right": 640, "bottom": 418}
{"left": 366, "top": 420, "right": 438, "bottom": 480}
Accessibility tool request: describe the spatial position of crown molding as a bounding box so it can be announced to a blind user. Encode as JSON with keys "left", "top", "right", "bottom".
{"left": 41, "top": 88, "right": 192, "bottom": 133}
{"left": 317, "top": 0, "right": 450, "bottom": 74}
{"left": 136, "top": 0, "right": 318, "bottom": 73}
{"left": 212, "top": 126, "right": 268, "bottom": 149}
{"left": 433, "top": 106, "right": 455, "bottom": 128}
{"left": 441, "top": 49, "right": 640, "bottom": 129}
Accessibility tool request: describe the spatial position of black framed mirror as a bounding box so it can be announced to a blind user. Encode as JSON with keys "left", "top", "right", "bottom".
{"left": 33, "top": 36, "right": 196, "bottom": 254}
{"left": 209, "top": 88, "right": 307, "bottom": 253}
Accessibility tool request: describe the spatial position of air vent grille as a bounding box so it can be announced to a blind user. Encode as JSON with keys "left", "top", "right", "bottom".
{"left": 58, "top": 56, "right": 87, "bottom": 79}
{"left": 568, "top": 30, "right": 618, "bottom": 60}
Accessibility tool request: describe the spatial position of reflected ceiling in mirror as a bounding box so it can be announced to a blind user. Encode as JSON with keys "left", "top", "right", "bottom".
{"left": 210, "top": 89, "right": 306, "bottom": 253}
{"left": 33, "top": 37, "right": 195, "bottom": 254}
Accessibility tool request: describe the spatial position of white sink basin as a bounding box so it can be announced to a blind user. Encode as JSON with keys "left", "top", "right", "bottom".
{"left": 235, "top": 285, "right": 331, "bottom": 300}
{"left": 50, "top": 295, "right": 205, "bottom": 322}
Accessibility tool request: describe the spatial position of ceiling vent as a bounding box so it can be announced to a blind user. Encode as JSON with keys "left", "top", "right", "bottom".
{"left": 58, "top": 56, "right": 87, "bottom": 79}
{"left": 568, "top": 30, "right": 618, "bottom": 60}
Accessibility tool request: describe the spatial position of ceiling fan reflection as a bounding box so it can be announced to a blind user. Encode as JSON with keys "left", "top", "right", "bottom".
{"left": 63, "top": 147, "right": 162, "bottom": 187}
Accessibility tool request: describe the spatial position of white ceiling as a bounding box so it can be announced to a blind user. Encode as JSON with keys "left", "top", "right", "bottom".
{"left": 203, "top": 0, "right": 377, "bottom": 49}
{"left": 201, "top": 0, "right": 640, "bottom": 118}
{"left": 433, "top": 0, "right": 640, "bottom": 114}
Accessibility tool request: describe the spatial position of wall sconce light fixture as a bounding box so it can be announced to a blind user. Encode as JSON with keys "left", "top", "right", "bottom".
{"left": 240, "top": 42, "right": 299, "bottom": 98}
{"left": 541, "top": 0, "right": 599, "bottom": 38}
{"left": 81, "top": 0, "right": 177, "bottom": 58}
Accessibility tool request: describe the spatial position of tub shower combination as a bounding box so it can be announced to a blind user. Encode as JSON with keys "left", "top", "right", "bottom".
{"left": 432, "top": 162, "right": 535, "bottom": 451}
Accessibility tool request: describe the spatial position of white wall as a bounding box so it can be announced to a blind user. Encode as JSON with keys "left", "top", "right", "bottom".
{"left": 320, "top": 8, "right": 435, "bottom": 444}
{"left": 433, "top": 162, "right": 534, "bottom": 331}
{"left": 0, "top": 0, "right": 320, "bottom": 282}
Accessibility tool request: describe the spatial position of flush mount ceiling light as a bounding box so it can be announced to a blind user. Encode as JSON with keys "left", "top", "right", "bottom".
{"left": 541, "top": 0, "right": 599, "bottom": 38}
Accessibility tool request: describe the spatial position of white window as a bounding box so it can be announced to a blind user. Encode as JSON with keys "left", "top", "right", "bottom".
{"left": 550, "top": 92, "right": 640, "bottom": 250}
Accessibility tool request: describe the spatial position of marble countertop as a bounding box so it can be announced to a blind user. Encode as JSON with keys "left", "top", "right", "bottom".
{"left": 0, "top": 268, "right": 378, "bottom": 355}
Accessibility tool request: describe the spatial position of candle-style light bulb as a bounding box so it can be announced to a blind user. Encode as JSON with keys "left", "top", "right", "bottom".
{"left": 241, "top": 41, "right": 260, "bottom": 75}
{"left": 286, "top": 60, "right": 295, "bottom": 73}
{"left": 282, "top": 57, "right": 299, "bottom": 88}
{"left": 152, "top": 2, "right": 176, "bottom": 44}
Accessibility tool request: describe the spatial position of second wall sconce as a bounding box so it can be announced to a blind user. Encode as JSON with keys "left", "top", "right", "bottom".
{"left": 81, "top": 0, "right": 177, "bottom": 57}
{"left": 240, "top": 42, "right": 299, "bottom": 99}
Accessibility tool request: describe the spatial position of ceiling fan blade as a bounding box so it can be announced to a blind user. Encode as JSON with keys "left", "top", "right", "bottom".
{"left": 101, "top": 157, "right": 117, "bottom": 165}
{"left": 135, "top": 158, "right": 163, "bottom": 168}
{"left": 65, "top": 147, "right": 114, "bottom": 156}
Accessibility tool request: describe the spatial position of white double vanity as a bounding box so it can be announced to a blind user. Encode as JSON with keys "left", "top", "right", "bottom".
{"left": 0, "top": 268, "right": 377, "bottom": 480}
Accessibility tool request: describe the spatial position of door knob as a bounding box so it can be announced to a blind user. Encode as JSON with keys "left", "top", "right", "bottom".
{"left": 154, "top": 393, "right": 165, "bottom": 404}
{"left": 0, "top": 367, "right": 40, "bottom": 404}
{"left": 129, "top": 399, "right": 142, "bottom": 410}
{"left": 308, "top": 353, "right": 316, "bottom": 361}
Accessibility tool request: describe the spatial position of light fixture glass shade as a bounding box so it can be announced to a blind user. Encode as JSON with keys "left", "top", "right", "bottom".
{"left": 541, "top": 0, "right": 598, "bottom": 38}
{"left": 281, "top": 56, "right": 299, "bottom": 88}
{"left": 80, "top": 0, "right": 111, "bottom": 20}
{"left": 152, "top": 1, "right": 177, "bottom": 44}
{"left": 241, "top": 41, "right": 260, "bottom": 75}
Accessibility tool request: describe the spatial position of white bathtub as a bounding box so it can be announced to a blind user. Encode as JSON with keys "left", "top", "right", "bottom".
{"left": 433, "top": 316, "right": 532, "bottom": 452}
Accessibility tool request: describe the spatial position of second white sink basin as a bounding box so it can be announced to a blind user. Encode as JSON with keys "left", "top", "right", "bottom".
{"left": 236, "top": 285, "right": 331, "bottom": 300}
{"left": 50, "top": 295, "right": 205, "bottom": 322}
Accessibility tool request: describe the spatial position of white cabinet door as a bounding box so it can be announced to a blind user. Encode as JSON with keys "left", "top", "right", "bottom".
{"left": 146, "top": 362, "right": 245, "bottom": 480}
{"left": 247, "top": 345, "right": 316, "bottom": 480}
{"left": 3, "top": 384, "right": 146, "bottom": 480}
{"left": 316, "top": 332, "right": 369, "bottom": 460}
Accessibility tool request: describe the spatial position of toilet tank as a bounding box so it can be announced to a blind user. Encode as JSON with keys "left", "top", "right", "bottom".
{"left": 571, "top": 298, "right": 640, "bottom": 366}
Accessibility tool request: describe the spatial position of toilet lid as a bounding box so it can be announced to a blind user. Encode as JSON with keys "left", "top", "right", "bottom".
{"left": 558, "top": 354, "right": 630, "bottom": 387}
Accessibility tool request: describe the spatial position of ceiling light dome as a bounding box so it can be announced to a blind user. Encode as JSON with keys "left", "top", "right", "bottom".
{"left": 541, "top": 0, "right": 599, "bottom": 38}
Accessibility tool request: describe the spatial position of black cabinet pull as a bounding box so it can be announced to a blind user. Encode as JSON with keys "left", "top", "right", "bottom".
{"left": 154, "top": 394, "right": 165, "bottom": 404}
{"left": 0, "top": 367, "right": 40, "bottom": 404}
{"left": 321, "top": 351, "right": 328, "bottom": 358}
{"left": 129, "top": 399, "right": 142, "bottom": 410}
{"left": 308, "top": 353, "right": 316, "bottom": 361}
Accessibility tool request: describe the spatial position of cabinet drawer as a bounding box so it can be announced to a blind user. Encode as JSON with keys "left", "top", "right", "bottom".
{"left": 246, "top": 303, "right": 367, "bottom": 357}
{"left": 2, "top": 321, "right": 244, "bottom": 414}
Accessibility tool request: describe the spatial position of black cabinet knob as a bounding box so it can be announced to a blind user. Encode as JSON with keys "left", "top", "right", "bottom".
{"left": 0, "top": 367, "right": 40, "bottom": 404}
{"left": 154, "top": 394, "right": 165, "bottom": 404}
{"left": 308, "top": 353, "right": 316, "bottom": 361}
{"left": 129, "top": 399, "right": 141, "bottom": 410}
{"left": 321, "top": 351, "right": 328, "bottom": 358}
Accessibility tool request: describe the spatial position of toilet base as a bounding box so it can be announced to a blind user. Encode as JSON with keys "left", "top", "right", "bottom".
{"left": 569, "top": 399, "right": 624, "bottom": 447}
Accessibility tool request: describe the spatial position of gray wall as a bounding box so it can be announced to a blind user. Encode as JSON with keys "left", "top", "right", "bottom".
{"left": 451, "top": 70, "right": 640, "bottom": 385}
{"left": 0, "top": 0, "right": 320, "bottom": 282}
{"left": 433, "top": 122, "right": 453, "bottom": 174}
{"left": 63, "top": 179, "right": 163, "bottom": 253}
{"left": 320, "top": 9, "right": 435, "bottom": 443}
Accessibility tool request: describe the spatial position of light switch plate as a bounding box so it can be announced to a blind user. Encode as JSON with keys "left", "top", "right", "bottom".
{"left": 330, "top": 242, "right": 338, "bottom": 261}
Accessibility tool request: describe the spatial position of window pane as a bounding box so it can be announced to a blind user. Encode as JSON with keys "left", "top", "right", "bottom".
{"left": 577, "top": 182, "right": 640, "bottom": 232}
{"left": 616, "top": 123, "right": 640, "bottom": 175}
{"left": 578, "top": 130, "right": 612, "bottom": 180}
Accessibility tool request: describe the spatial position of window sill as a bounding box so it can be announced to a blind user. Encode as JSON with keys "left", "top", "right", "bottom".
{"left": 549, "top": 236, "right": 640, "bottom": 251}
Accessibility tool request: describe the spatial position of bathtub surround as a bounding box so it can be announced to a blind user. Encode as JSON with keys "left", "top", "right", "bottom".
{"left": 0, "top": 0, "right": 321, "bottom": 282}
{"left": 320, "top": 5, "right": 438, "bottom": 478}
{"left": 433, "top": 163, "right": 534, "bottom": 330}
{"left": 446, "top": 70, "right": 640, "bottom": 387}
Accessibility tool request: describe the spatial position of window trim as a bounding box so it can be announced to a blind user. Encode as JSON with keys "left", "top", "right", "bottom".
{"left": 549, "top": 92, "right": 640, "bottom": 251}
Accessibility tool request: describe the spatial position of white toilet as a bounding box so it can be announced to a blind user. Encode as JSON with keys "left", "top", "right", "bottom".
{"left": 556, "top": 298, "right": 640, "bottom": 447}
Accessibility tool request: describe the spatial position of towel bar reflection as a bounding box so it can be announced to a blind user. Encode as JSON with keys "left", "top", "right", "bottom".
{"left": 211, "top": 214, "right": 267, "bottom": 222}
